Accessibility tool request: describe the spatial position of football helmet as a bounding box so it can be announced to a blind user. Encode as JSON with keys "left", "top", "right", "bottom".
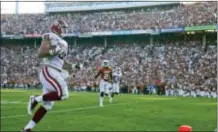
{"left": 101, "top": 60, "right": 109, "bottom": 67}
{"left": 51, "top": 20, "right": 68, "bottom": 35}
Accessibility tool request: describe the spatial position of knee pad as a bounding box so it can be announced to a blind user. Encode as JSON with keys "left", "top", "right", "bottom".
{"left": 43, "top": 105, "right": 53, "bottom": 111}
{"left": 61, "top": 93, "right": 69, "bottom": 100}
{"left": 100, "top": 92, "right": 104, "bottom": 97}
{"left": 42, "top": 102, "right": 54, "bottom": 111}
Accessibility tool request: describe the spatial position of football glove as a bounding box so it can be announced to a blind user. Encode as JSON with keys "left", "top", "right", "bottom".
{"left": 49, "top": 45, "right": 61, "bottom": 56}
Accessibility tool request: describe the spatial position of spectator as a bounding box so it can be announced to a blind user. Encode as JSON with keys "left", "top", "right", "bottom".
{"left": 1, "top": 2, "right": 217, "bottom": 34}
{"left": 1, "top": 2, "right": 216, "bottom": 98}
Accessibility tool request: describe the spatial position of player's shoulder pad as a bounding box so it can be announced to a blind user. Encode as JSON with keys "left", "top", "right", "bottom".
{"left": 59, "top": 39, "right": 68, "bottom": 48}
{"left": 99, "top": 67, "right": 107, "bottom": 72}
{"left": 42, "top": 33, "right": 59, "bottom": 41}
{"left": 99, "top": 67, "right": 104, "bottom": 71}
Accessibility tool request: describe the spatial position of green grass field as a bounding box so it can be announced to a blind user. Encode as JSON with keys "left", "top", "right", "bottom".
{"left": 1, "top": 89, "right": 217, "bottom": 131}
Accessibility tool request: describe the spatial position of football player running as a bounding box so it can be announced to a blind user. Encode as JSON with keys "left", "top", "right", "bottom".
{"left": 111, "top": 67, "right": 122, "bottom": 100}
{"left": 22, "top": 20, "right": 80, "bottom": 132}
{"left": 95, "top": 60, "right": 113, "bottom": 107}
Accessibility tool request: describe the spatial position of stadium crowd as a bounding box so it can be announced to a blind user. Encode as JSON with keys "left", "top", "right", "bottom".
{"left": 1, "top": 2, "right": 217, "bottom": 35}
{"left": 1, "top": 38, "right": 217, "bottom": 98}
{"left": 1, "top": 45, "right": 40, "bottom": 89}
{"left": 1, "top": 2, "right": 217, "bottom": 98}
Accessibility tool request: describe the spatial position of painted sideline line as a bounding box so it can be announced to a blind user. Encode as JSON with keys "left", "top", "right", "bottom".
{"left": 1, "top": 101, "right": 145, "bottom": 119}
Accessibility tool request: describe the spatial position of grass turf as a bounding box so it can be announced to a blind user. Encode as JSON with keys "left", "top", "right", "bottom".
{"left": 1, "top": 89, "right": 217, "bottom": 131}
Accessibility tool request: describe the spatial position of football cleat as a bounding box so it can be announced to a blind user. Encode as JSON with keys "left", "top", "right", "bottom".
{"left": 99, "top": 104, "right": 104, "bottom": 107}
{"left": 21, "top": 128, "right": 31, "bottom": 132}
{"left": 27, "top": 95, "right": 38, "bottom": 115}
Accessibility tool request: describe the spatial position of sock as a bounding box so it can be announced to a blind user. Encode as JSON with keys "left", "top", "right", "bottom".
{"left": 32, "top": 106, "right": 47, "bottom": 124}
{"left": 109, "top": 94, "right": 113, "bottom": 103}
{"left": 24, "top": 120, "right": 36, "bottom": 130}
{"left": 43, "top": 92, "right": 60, "bottom": 101}
{"left": 100, "top": 97, "right": 103, "bottom": 105}
{"left": 108, "top": 93, "right": 112, "bottom": 99}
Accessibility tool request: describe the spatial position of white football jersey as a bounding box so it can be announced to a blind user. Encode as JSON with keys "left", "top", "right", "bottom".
{"left": 41, "top": 33, "right": 68, "bottom": 70}
{"left": 112, "top": 72, "right": 122, "bottom": 84}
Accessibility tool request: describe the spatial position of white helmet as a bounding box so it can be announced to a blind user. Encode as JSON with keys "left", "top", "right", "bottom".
{"left": 101, "top": 60, "right": 109, "bottom": 67}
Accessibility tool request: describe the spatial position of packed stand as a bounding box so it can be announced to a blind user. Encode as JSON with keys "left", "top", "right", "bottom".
{"left": 1, "top": 38, "right": 216, "bottom": 98}
{"left": 1, "top": 2, "right": 217, "bottom": 35}
{"left": 91, "top": 41, "right": 217, "bottom": 98}
{"left": 1, "top": 45, "right": 41, "bottom": 89}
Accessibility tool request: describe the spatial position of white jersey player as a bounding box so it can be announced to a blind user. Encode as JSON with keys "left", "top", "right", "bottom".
{"left": 108, "top": 67, "right": 122, "bottom": 103}
{"left": 112, "top": 67, "right": 122, "bottom": 95}
{"left": 22, "top": 20, "right": 80, "bottom": 132}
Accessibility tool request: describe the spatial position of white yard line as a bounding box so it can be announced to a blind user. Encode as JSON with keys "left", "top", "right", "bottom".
{"left": 1, "top": 100, "right": 27, "bottom": 105}
{"left": 1, "top": 101, "right": 145, "bottom": 119}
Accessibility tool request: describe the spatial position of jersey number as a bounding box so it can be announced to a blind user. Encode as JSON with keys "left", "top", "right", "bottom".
{"left": 103, "top": 73, "right": 109, "bottom": 80}
{"left": 114, "top": 76, "right": 120, "bottom": 82}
